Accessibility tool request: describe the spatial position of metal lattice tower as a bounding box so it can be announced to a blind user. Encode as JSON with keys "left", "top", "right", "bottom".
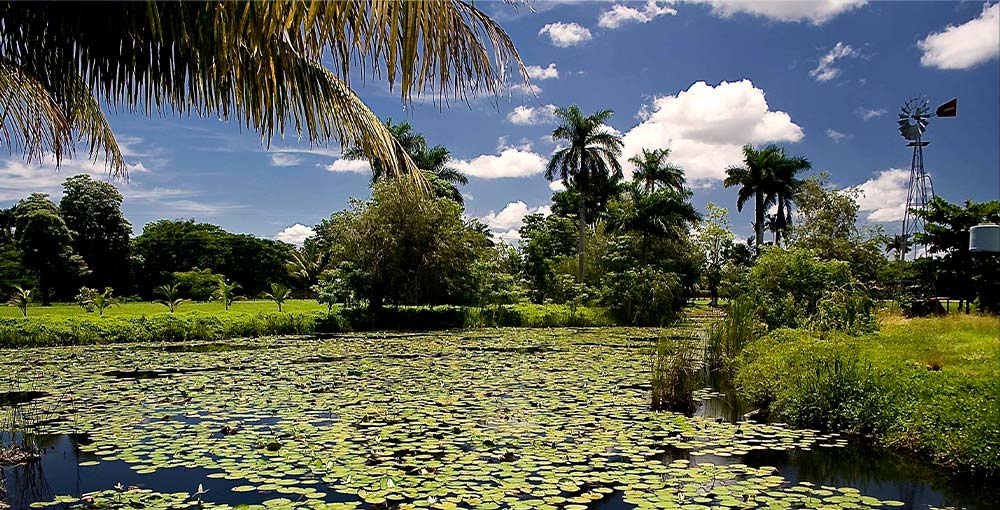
{"left": 896, "top": 98, "right": 956, "bottom": 261}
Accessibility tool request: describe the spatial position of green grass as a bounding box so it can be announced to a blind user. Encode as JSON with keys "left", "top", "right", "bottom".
{"left": 735, "top": 313, "right": 1000, "bottom": 476}
{"left": 0, "top": 299, "right": 327, "bottom": 318}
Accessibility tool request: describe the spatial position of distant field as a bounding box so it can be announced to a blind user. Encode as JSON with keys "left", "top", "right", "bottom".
{"left": 0, "top": 299, "right": 327, "bottom": 318}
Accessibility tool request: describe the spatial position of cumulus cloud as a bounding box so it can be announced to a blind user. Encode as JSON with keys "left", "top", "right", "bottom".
{"left": 852, "top": 168, "right": 910, "bottom": 222}
{"left": 809, "top": 42, "right": 859, "bottom": 82}
{"left": 507, "top": 104, "right": 559, "bottom": 125}
{"left": 620, "top": 80, "right": 804, "bottom": 185}
{"left": 512, "top": 83, "right": 543, "bottom": 96}
{"left": 479, "top": 201, "right": 552, "bottom": 243}
{"left": 549, "top": 180, "right": 567, "bottom": 192}
{"left": 539, "top": 22, "right": 592, "bottom": 47}
{"left": 686, "top": 0, "right": 867, "bottom": 25}
{"left": 324, "top": 159, "right": 371, "bottom": 174}
{"left": 825, "top": 129, "right": 852, "bottom": 143}
{"left": 857, "top": 107, "right": 887, "bottom": 120}
{"left": 526, "top": 63, "right": 560, "bottom": 80}
{"left": 453, "top": 148, "right": 548, "bottom": 179}
{"left": 599, "top": 1, "right": 677, "bottom": 29}
{"left": 919, "top": 3, "right": 1000, "bottom": 70}
{"left": 275, "top": 223, "right": 315, "bottom": 246}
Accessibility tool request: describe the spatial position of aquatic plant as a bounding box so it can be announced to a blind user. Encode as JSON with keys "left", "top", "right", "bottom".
{"left": 704, "top": 297, "right": 763, "bottom": 372}
{"left": 650, "top": 337, "right": 700, "bottom": 413}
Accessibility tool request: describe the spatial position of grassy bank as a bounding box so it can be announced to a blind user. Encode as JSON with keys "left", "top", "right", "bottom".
{"left": 735, "top": 314, "right": 1000, "bottom": 476}
{"left": 0, "top": 303, "right": 615, "bottom": 348}
{"left": 0, "top": 298, "right": 328, "bottom": 318}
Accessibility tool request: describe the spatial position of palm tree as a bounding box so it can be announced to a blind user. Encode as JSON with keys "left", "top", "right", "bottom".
{"left": 885, "top": 234, "right": 910, "bottom": 261}
{"left": 723, "top": 144, "right": 809, "bottom": 247}
{"left": 545, "top": 106, "right": 624, "bottom": 282}
{"left": 344, "top": 119, "right": 468, "bottom": 203}
{"left": 7, "top": 285, "right": 30, "bottom": 317}
{"left": 0, "top": 2, "right": 525, "bottom": 181}
{"left": 155, "top": 283, "right": 187, "bottom": 313}
{"left": 287, "top": 242, "right": 332, "bottom": 294}
{"left": 607, "top": 183, "right": 700, "bottom": 263}
{"left": 213, "top": 279, "right": 242, "bottom": 312}
{"left": 81, "top": 287, "right": 119, "bottom": 317}
{"left": 264, "top": 283, "right": 291, "bottom": 313}
{"left": 766, "top": 152, "right": 810, "bottom": 245}
{"left": 630, "top": 148, "right": 685, "bottom": 193}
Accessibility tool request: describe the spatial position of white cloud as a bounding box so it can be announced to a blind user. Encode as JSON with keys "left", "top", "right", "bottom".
{"left": 621, "top": 80, "right": 804, "bottom": 185}
{"left": 275, "top": 223, "right": 315, "bottom": 246}
{"left": 686, "top": 0, "right": 867, "bottom": 25}
{"left": 507, "top": 104, "right": 559, "bottom": 125}
{"left": 809, "top": 42, "right": 859, "bottom": 82}
{"left": 857, "top": 107, "right": 887, "bottom": 120}
{"left": 918, "top": 3, "right": 1000, "bottom": 70}
{"left": 599, "top": 1, "right": 677, "bottom": 29}
{"left": 479, "top": 201, "right": 552, "bottom": 243}
{"left": 526, "top": 63, "right": 560, "bottom": 80}
{"left": 497, "top": 136, "right": 534, "bottom": 153}
{"left": 512, "top": 83, "right": 543, "bottom": 96}
{"left": 852, "top": 168, "right": 910, "bottom": 222}
{"left": 539, "top": 22, "right": 592, "bottom": 47}
{"left": 549, "top": 180, "right": 567, "bottom": 192}
{"left": 453, "top": 148, "right": 548, "bottom": 179}
{"left": 324, "top": 159, "right": 371, "bottom": 174}
{"left": 270, "top": 153, "right": 303, "bottom": 167}
{"left": 825, "top": 129, "right": 852, "bottom": 143}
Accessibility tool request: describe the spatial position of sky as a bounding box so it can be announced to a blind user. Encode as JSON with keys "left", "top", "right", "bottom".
{"left": 1, "top": 0, "right": 998, "bottom": 246}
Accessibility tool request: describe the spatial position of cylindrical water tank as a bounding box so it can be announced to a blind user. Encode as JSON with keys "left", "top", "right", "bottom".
{"left": 969, "top": 224, "right": 1000, "bottom": 253}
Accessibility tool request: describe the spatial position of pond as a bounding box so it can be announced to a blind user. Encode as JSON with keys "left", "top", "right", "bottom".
{"left": 1, "top": 328, "right": 994, "bottom": 510}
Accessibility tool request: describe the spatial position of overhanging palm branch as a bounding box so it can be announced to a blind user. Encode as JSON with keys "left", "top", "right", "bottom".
{"left": 0, "top": 1, "right": 526, "bottom": 180}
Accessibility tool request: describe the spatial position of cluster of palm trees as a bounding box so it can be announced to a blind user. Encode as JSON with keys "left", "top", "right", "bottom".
{"left": 724, "top": 145, "right": 812, "bottom": 247}
{"left": 544, "top": 106, "right": 699, "bottom": 281}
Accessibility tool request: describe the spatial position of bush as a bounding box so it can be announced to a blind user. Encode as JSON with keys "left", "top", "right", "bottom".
{"left": 602, "top": 267, "right": 683, "bottom": 326}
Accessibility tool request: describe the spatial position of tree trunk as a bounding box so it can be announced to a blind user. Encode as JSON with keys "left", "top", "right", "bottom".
{"left": 710, "top": 285, "right": 718, "bottom": 307}
{"left": 577, "top": 190, "right": 586, "bottom": 283}
{"left": 754, "top": 191, "right": 764, "bottom": 247}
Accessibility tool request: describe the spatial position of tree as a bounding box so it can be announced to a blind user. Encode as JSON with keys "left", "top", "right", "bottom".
{"left": 173, "top": 268, "right": 224, "bottom": 301}
{"left": 7, "top": 285, "right": 30, "bottom": 317}
{"left": 696, "top": 203, "right": 736, "bottom": 307}
{"left": 154, "top": 283, "right": 187, "bottom": 313}
{"left": 724, "top": 144, "right": 809, "bottom": 247}
{"left": 630, "top": 148, "right": 685, "bottom": 193}
{"left": 264, "top": 283, "right": 291, "bottom": 313}
{"left": 765, "top": 151, "right": 810, "bottom": 245}
{"left": 12, "top": 193, "right": 88, "bottom": 304}
{"left": 59, "top": 174, "right": 132, "bottom": 291}
{"left": 315, "top": 182, "right": 489, "bottom": 311}
{"left": 0, "top": 1, "right": 525, "bottom": 181}
{"left": 913, "top": 197, "right": 1000, "bottom": 313}
{"left": 76, "top": 286, "right": 119, "bottom": 317}
{"left": 287, "top": 241, "right": 332, "bottom": 294}
{"left": 213, "top": 279, "right": 242, "bottom": 311}
{"left": 545, "top": 106, "right": 624, "bottom": 282}
{"left": 518, "top": 213, "right": 578, "bottom": 303}
{"left": 606, "top": 183, "right": 699, "bottom": 264}
{"left": 344, "top": 119, "right": 468, "bottom": 204}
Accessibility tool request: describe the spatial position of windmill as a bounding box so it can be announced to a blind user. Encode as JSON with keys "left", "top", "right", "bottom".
{"left": 896, "top": 97, "right": 956, "bottom": 261}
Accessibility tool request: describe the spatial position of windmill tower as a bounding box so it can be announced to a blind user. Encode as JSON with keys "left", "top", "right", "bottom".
{"left": 896, "top": 97, "right": 956, "bottom": 261}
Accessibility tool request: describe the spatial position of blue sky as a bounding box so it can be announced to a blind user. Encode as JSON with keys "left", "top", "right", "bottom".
{"left": 1, "top": 0, "right": 997, "bottom": 245}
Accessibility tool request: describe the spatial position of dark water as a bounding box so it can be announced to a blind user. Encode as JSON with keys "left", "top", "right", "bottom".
{"left": 3, "top": 429, "right": 996, "bottom": 510}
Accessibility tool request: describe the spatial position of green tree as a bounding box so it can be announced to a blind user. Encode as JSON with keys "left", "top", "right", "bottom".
{"left": 630, "top": 148, "right": 685, "bottom": 193}
{"left": 518, "top": 213, "right": 578, "bottom": 303}
{"left": 213, "top": 279, "right": 242, "bottom": 311}
{"left": 315, "top": 182, "right": 489, "bottom": 311}
{"left": 545, "top": 106, "right": 624, "bottom": 282}
{"left": 59, "top": 174, "right": 132, "bottom": 291}
{"left": 76, "top": 286, "right": 119, "bottom": 317}
{"left": 12, "top": 193, "right": 88, "bottom": 304}
{"left": 154, "top": 283, "right": 187, "bottom": 313}
{"left": 7, "top": 285, "right": 30, "bottom": 317}
{"left": 263, "top": 283, "right": 291, "bottom": 313}
{"left": 172, "top": 268, "right": 224, "bottom": 301}
{"left": 724, "top": 144, "right": 809, "bottom": 247}
{"left": 696, "top": 203, "right": 736, "bottom": 307}
{"left": 0, "top": 1, "right": 524, "bottom": 180}
{"left": 287, "top": 241, "right": 332, "bottom": 295}
{"left": 606, "top": 183, "right": 699, "bottom": 263}
{"left": 766, "top": 151, "right": 810, "bottom": 245}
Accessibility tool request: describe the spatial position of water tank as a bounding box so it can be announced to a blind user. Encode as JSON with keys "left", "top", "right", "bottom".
{"left": 969, "top": 224, "right": 1000, "bottom": 253}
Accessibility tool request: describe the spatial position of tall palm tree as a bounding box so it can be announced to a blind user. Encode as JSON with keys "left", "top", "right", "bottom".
{"left": 0, "top": 1, "right": 525, "bottom": 181}
{"left": 723, "top": 144, "right": 809, "bottom": 247}
{"left": 545, "top": 106, "right": 624, "bottom": 282}
{"left": 629, "top": 148, "right": 685, "bottom": 193}
{"left": 287, "top": 241, "right": 332, "bottom": 293}
{"left": 766, "top": 152, "right": 810, "bottom": 245}
{"left": 607, "top": 183, "right": 699, "bottom": 262}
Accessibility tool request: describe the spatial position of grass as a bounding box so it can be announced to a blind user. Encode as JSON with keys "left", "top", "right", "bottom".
{"left": 0, "top": 299, "right": 327, "bottom": 318}
{"left": 735, "top": 313, "right": 1000, "bottom": 476}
